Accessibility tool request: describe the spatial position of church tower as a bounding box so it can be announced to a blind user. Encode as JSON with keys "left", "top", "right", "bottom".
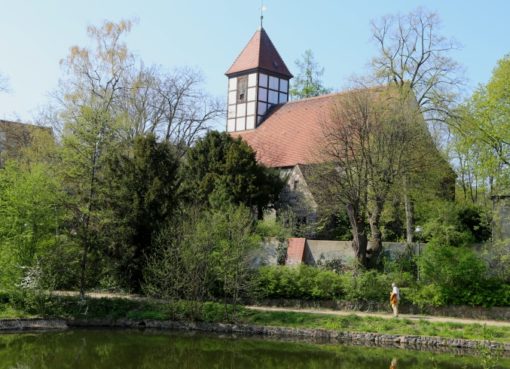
{"left": 225, "top": 28, "right": 293, "bottom": 132}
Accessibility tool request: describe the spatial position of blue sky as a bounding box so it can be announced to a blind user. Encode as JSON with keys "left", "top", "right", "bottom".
{"left": 0, "top": 0, "right": 509, "bottom": 126}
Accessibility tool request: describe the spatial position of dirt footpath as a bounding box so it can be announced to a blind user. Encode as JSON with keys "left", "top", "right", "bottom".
{"left": 246, "top": 305, "right": 510, "bottom": 328}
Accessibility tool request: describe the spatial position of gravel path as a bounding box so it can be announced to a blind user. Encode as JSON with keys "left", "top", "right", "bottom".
{"left": 246, "top": 305, "right": 510, "bottom": 328}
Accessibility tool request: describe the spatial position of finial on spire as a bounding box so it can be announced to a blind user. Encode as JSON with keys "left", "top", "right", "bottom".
{"left": 260, "top": 1, "right": 267, "bottom": 29}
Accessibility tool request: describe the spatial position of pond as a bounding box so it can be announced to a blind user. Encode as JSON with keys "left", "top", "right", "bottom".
{"left": 0, "top": 329, "right": 507, "bottom": 369}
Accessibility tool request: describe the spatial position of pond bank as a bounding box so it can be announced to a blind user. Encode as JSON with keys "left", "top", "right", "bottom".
{"left": 1, "top": 317, "right": 508, "bottom": 353}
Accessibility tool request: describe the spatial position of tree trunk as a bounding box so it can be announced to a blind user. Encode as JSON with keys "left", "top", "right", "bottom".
{"left": 79, "top": 137, "right": 100, "bottom": 300}
{"left": 368, "top": 196, "right": 384, "bottom": 264}
{"left": 403, "top": 177, "right": 414, "bottom": 244}
{"left": 346, "top": 203, "right": 368, "bottom": 268}
{"left": 79, "top": 240, "right": 89, "bottom": 300}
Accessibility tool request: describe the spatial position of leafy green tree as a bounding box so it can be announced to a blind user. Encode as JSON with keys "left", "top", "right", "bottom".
{"left": 60, "top": 107, "right": 124, "bottom": 297}
{"left": 448, "top": 127, "right": 487, "bottom": 204}
{"left": 289, "top": 49, "right": 330, "bottom": 100}
{"left": 103, "top": 133, "right": 180, "bottom": 292}
{"left": 210, "top": 204, "right": 259, "bottom": 315}
{"left": 457, "top": 55, "right": 510, "bottom": 194}
{"left": 54, "top": 20, "right": 138, "bottom": 297}
{"left": 450, "top": 55, "right": 510, "bottom": 279}
{"left": 180, "top": 131, "right": 284, "bottom": 217}
{"left": 0, "top": 160, "right": 65, "bottom": 291}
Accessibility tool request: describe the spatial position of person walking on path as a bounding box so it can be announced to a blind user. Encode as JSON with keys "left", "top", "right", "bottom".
{"left": 390, "top": 283, "right": 400, "bottom": 317}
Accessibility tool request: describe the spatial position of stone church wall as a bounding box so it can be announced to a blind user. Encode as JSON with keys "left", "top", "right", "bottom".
{"left": 278, "top": 165, "right": 318, "bottom": 224}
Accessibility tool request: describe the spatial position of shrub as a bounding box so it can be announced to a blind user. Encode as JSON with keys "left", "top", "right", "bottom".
{"left": 255, "top": 218, "right": 290, "bottom": 241}
{"left": 252, "top": 265, "right": 345, "bottom": 300}
{"left": 343, "top": 270, "right": 414, "bottom": 304}
{"left": 457, "top": 205, "right": 491, "bottom": 242}
{"left": 413, "top": 243, "right": 510, "bottom": 307}
{"left": 312, "top": 270, "right": 345, "bottom": 299}
{"left": 3, "top": 293, "right": 249, "bottom": 323}
{"left": 253, "top": 266, "right": 418, "bottom": 304}
{"left": 417, "top": 243, "right": 485, "bottom": 305}
{"left": 317, "top": 258, "right": 346, "bottom": 274}
{"left": 0, "top": 290, "right": 9, "bottom": 304}
{"left": 253, "top": 260, "right": 510, "bottom": 308}
{"left": 419, "top": 201, "right": 491, "bottom": 247}
{"left": 200, "top": 301, "right": 246, "bottom": 322}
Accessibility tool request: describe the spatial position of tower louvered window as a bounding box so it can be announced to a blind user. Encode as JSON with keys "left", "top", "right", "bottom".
{"left": 237, "top": 76, "right": 248, "bottom": 103}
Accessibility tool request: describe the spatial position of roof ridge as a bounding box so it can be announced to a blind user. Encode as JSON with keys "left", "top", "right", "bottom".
{"left": 257, "top": 28, "right": 264, "bottom": 73}
{"left": 284, "top": 91, "right": 344, "bottom": 105}
{"left": 284, "top": 85, "right": 388, "bottom": 105}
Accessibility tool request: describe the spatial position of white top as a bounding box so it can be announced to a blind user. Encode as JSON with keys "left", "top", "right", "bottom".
{"left": 392, "top": 286, "right": 400, "bottom": 300}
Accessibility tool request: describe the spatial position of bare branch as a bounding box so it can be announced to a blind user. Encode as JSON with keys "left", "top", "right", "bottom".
{"left": 370, "top": 8, "right": 463, "bottom": 125}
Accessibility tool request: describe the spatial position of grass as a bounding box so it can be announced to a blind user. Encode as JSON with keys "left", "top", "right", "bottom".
{"left": 0, "top": 304, "right": 33, "bottom": 319}
{"left": 240, "top": 310, "right": 510, "bottom": 343}
{"left": 1, "top": 295, "right": 509, "bottom": 343}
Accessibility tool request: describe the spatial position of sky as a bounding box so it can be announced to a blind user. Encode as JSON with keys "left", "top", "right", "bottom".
{"left": 0, "top": 0, "right": 509, "bottom": 128}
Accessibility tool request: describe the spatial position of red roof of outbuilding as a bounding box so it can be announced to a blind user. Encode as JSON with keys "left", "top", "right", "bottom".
{"left": 233, "top": 93, "right": 341, "bottom": 168}
{"left": 286, "top": 238, "right": 307, "bottom": 265}
{"left": 225, "top": 28, "right": 293, "bottom": 78}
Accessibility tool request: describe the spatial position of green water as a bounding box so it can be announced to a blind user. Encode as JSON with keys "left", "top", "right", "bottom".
{"left": 0, "top": 329, "right": 507, "bottom": 369}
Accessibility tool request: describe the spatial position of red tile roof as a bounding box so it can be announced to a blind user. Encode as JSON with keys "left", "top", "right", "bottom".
{"left": 286, "top": 238, "right": 307, "bottom": 265}
{"left": 225, "top": 28, "right": 293, "bottom": 78}
{"left": 233, "top": 93, "right": 341, "bottom": 168}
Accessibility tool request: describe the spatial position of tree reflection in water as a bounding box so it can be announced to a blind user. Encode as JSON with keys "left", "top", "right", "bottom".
{"left": 0, "top": 330, "right": 505, "bottom": 369}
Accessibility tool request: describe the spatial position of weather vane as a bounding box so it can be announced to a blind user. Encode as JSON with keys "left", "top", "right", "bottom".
{"left": 260, "top": 1, "right": 267, "bottom": 29}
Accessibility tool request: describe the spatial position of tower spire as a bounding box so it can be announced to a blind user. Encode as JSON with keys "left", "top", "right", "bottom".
{"left": 225, "top": 27, "right": 293, "bottom": 132}
{"left": 260, "top": 1, "right": 266, "bottom": 29}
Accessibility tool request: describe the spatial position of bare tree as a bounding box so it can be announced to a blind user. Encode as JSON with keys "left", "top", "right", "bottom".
{"left": 370, "top": 8, "right": 462, "bottom": 242}
{"left": 317, "top": 87, "right": 431, "bottom": 267}
{"left": 53, "top": 20, "right": 223, "bottom": 155}
{"left": 317, "top": 90, "right": 371, "bottom": 267}
{"left": 147, "top": 67, "right": 223, "bottom": 153}
{"left": 370, "top": 8, "right": 462, "bottom": 123}
{"left": 116, "top": 66, "right": 224, "bottom": 156}
{"left": 367, "top": 89, "right": 433, "bottom": 257}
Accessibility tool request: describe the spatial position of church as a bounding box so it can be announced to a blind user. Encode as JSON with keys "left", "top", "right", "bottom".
{"left": 224, "top": 27, "right": 455, "bottom": 264}
{"left": 225, "top": 27, "right": 342, "bottom": 228}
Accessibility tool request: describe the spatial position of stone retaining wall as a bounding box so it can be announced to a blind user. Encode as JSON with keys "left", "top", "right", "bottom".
{"left": 0, "top": 318, "right": 508, "bottom": 353}
{"left": 68, "top": 320, "right": 510, "bottom": 352}
{"left": 0, "top": 318, "right": 67, "bottom": 331}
